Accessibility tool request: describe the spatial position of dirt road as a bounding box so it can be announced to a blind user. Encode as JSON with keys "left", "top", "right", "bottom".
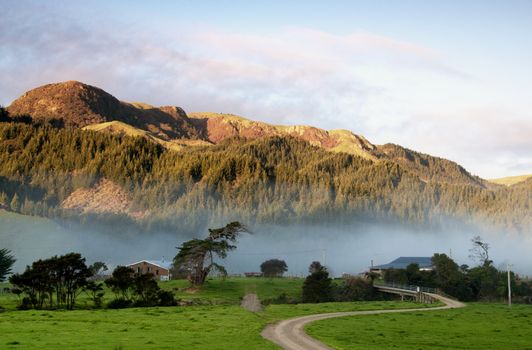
{"left": 261, "top": 293, "right": 465, "bottom": 350}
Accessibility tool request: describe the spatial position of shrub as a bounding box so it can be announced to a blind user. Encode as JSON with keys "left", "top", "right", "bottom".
{"left": 107, "top": 298, "right": 132, "bottom": 309}
{"left": 17, "top": 297, "right": 32, "bottom": 310}
{"left": 335, "top": 277, "right": 376, "bottom": 301}
{"left": 157, "top": 290, "right": 177, "bottom": 306}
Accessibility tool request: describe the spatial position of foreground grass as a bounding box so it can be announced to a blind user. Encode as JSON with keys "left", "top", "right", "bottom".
{"left": 1, "top": 277, "right": 430, "bottom": 349}
{"left": 0, "top": 300, "right": 426, "bottom": 349}
{"left": 307, "top": 303, "right": 532, "bottom": 350}
{"left": 0, "top": 305, "right": 274, "bottom": 350}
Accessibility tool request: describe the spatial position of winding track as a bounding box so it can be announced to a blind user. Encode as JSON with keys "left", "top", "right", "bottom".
{"left": 261, "top": 293, "right": 465, "bottom": 350}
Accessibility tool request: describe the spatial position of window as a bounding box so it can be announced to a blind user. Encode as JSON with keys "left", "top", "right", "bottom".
{"left": 137, "top": 267, "right": 140, "bottom": 273}
{"left": 156, "top": 270, "right": 159, "bottom": 275}
{"left": 147, "top": 267, "right": 151, "bottom": 272}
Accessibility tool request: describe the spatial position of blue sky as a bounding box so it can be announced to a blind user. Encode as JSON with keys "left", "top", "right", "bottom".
{"left": 1, "top": 0, "right": 531, "bottom": 178}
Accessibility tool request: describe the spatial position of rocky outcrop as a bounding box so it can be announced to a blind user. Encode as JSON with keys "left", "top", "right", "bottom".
{"left": 7, "top": 81, "right": 200, "bottom": 139}
{"left": 188, "top": 112, "right": 377, "bottom": 160}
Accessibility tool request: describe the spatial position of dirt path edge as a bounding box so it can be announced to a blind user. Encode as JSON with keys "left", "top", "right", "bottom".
{"left": 261, "top": 293, "right": 465, "bottom": 350}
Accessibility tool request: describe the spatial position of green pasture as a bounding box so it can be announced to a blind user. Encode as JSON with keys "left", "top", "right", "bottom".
{"left": 307, "top": 303, "right": 532, "bottom": 350}
{"left": 1, "top": 276, "right": 530, "bottom": 350}
{"left": 167, "top": 277, "right": 304, "bottom": 304}
{"left": 0, "top": 276, "right": 428, "bottom": 350}
{"left": 0, "top": 300, "right": 424, "bottom": 350}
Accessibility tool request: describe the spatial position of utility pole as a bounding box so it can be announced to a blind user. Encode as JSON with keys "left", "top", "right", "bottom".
{"left": 507, "top": 263, "right": 512, "bottom": 308}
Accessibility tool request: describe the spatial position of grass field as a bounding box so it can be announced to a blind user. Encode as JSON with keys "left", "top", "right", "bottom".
{"left": 0, "top": 299, "right": 424, "bottom": 349}
{"left": 2, "top": 277, "right": 530, "bottom": 349}
{"left": 167, "top": 277, "right": 305, "bottom": 305}
{"left": 307, "top": 303, "right": 532, "bottom": 350}
{"left": 0, "top": 276, "right": 431, "bottom": 349}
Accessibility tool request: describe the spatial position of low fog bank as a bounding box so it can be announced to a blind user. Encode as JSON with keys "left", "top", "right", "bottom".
{"left": 1, "top": 213, "right": 531, "bottom": 278}
{"left": 225, "top": 224, "right": 532, "bottom": 277}
{"left": 0, "top": 214, "right": 178, "bottom": 273}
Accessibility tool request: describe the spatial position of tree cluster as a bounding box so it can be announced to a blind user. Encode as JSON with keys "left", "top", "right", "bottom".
{"left": 104, "top": 266, "right": 176, "bottom": 308}
{"left": 301, "top": 261, "right": 378, "bottom": 303}
{"left": 9, "top": 253, "right": 92, "bottom": 309}
{"left": 260, "top": 259, "right": 288, "bottom": 278}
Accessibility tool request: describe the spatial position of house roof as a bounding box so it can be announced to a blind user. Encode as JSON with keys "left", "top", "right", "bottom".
{"left": 127, "top": 260, "right": 172, "bottom": 270}
{"left": 372, "top": 257, "right": 433, "bottom": 270}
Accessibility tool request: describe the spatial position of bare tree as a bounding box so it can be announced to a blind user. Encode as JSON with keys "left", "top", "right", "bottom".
{"left": 469, "top": 235, "right": 491, "bottom": 266}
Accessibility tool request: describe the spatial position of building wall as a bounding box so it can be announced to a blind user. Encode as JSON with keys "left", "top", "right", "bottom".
{"left": 127, "top": 261, "right": 169, "bottom": 280}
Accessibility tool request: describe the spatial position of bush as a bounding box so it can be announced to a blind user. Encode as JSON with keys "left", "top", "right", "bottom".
{"left": 335, "top": 277, "right": 376, "bottom": 301}
{"left": 133, "top": 273, "right": 160, "bottom": 306}
{"left": 157, "top": 290, "right": 177, "bottom": 306}
{"left": 17, "top": 297, "right": 32, "bottom": 310}
{"left": 107, "top": 298, "right": 132, "bottom": 309}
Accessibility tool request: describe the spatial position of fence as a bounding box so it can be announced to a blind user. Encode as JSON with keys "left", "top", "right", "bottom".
{"left": 373, "top": 281, "right": 438, "bottom": 294}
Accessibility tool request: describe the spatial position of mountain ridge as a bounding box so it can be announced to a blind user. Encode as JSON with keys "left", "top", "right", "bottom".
{"left": 7, "top": 81, "right": 485, "bottom": 188}
{"left": 7, "top": 80, "right": 200, "bottom": 140}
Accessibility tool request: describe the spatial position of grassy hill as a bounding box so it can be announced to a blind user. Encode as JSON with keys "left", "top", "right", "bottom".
{"left": 83, "top": 121, "right": 211, "bottom": 151}
{"left": 488, "top": 174, "right": 532, "bottom": 186}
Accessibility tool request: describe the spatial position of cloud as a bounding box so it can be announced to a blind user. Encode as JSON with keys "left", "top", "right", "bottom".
{"left": 0, "top": 2, "right": 530, "bottom": 178}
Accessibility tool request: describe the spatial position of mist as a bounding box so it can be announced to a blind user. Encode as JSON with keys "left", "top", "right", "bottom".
{"left": 2, "top": 214, "right": 531, "bottom": 278}
{"left": 225, "top": 224, "right": 532, "bottom": 277}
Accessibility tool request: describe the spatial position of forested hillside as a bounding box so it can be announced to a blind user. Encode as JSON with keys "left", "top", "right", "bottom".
{"left": 0, "top": 122, "right": 529, "bottom": 233}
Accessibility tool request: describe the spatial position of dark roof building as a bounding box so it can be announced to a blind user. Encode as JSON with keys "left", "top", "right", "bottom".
{"left": 371, "top": 257, "right": 433, "bottom": 273}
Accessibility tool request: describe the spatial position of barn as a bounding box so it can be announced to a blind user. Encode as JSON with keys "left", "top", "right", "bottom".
{"left": 127, "top": 260, "right": 172, "bottom": 281}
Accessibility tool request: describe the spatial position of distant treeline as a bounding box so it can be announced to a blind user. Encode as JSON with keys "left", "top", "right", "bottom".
{"left": 0, "top": 118, "right": 530, "bottom": 232}
{"left": 382, "top": 254, "right": 532, "bottom": 302}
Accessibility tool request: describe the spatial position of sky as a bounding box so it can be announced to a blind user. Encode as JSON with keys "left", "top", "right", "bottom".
{"left": 1, "top": 0, "right": 531, "bottom": 178}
